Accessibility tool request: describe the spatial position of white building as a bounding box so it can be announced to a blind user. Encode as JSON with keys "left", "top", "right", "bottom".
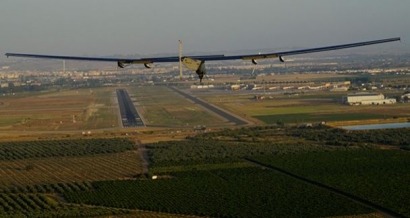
{"left": 345, "top": 93, "right": 396, "bottom": 105}
{"left": 401, "top": 93, "right": 410, "bottom": 102}
{"left": 331, "top": 87, "right": 349, "bottom": 92}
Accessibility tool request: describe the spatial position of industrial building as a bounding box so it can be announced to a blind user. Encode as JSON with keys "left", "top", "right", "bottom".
{"left": 344, "top": 93, "right": 396, "bottom": 105}
{"left": 401, "top": 93, "right": 410, "bottom": 102}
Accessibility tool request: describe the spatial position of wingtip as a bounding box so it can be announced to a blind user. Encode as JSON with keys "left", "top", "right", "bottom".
{"left": 4, "top": 53, "right": 15, "bottom": 57}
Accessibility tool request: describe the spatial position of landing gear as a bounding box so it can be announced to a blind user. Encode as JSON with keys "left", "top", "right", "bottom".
{"left": 197, "top": 71, "right": 204, "bottom": 83}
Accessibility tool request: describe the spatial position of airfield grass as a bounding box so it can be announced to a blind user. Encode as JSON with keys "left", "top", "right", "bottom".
{"left": 130, "top": 86, "right": 229, "bottom": 127}
{"left": 0, "top": 87, "right": 119, "bottom": 131}
{"left": 199, "top": 91, "right": 410, "bottom": 124}
{"left": 0, "top": 116, "right": 24, "bottom": 127}
{"left": 255, "top": 113, "right": 388, "bottom": 124}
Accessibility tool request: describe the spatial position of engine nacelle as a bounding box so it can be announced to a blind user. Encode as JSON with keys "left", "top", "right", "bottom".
{"left": 279, "top": 56, "right": 285, "bottom": 63}
{"left": 117, "top": 61, "right": 126, "bottom": 68}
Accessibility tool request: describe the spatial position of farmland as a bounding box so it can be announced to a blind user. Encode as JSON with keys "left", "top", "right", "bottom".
{"left": 0, "top": 87, "right": 119, "bottom": 131}
{"left": 0, "top": 72, "right": 409, "bottom": 216}
{"left": 0, "top": 137, "right": 202, "bottom": 217}
{"left": 0, "top": 138, "right": 142, "bottom": 188}
{"left": 64, "top": 168, "right": 372, "bottom": 218}
{"left": 197, "top": 90, "right": 410, "bottom": 125}
{"left": 0, "top": 125, "right": 409, "bottom": 216}
{"left": 255, "top": 149, "right": 410, "bottom": 217}
{"left": 62, "top": 127, "right": 410, "bottom": 217}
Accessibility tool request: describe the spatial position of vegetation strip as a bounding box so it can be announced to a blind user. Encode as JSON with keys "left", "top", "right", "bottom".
{"left": 0, "top": 138, "right": 135, "bottom": 161}
{"left": 244, "top": 157, "right": 405, "bottom": 218}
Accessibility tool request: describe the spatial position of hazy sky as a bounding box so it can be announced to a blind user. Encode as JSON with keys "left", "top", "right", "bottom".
{"left": 0, "top": 0, "right": 408, "bottom": 57}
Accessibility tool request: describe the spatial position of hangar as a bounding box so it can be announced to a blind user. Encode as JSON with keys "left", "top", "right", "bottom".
{"left": 344, "top": 93, "right": 396, "bottom": 106}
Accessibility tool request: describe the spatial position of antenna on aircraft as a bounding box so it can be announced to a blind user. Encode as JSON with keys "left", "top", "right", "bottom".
{"left": 179, "top": 40, "right": 183, "bottom": 80}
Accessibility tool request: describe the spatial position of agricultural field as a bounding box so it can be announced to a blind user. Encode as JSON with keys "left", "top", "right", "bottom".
{"left": 0, "top": 87, "right": 119, "bottom": 131}
{"left": 64, "top": 168, "right": 372, "bottom": 218}
{"left": 59, "top": 126, "right": 409, "bottom": 217}
{"left": 0, "top": 138, "right": 149, "bottom": 217}
{"left": 0, "top": 137, "right": 204, "bottom": 217}
{"left": 198, "top": 90, "right": 410, "bottom": 125}
{"left": 254, "top": 150, "right": 410, "bottom": 217}
{"left": 0, "top": 192, "right": 131, "bottom": 217}
{"left": 287, "top": 125, "right": 410, "bottom": 147}
{"left": 130, "top": 86, "right": 230, "bottom": 127}
{"left": 0, "top": 117, "right": 409, "bottom": 216}
{"left": 146, "top": 136, "right": 333, "bottom": 171}
{"left": 0, "top": 138, "right": 135, "bottom": 160}
{"left": 0, "top": 138, "right": 142, "bottom": 188}
{"left": 0, "top": 151, "right": 142, "bottom": 187}
{"left": 0, "top": 190, "right": 193, "bottom": 217}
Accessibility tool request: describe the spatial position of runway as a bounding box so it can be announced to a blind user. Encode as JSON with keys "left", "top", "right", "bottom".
{"left": 116, "top": 89, "right": 144, "bottom": 127}
{"left": 168, "top": 86, "right": 249, "bottom": 126}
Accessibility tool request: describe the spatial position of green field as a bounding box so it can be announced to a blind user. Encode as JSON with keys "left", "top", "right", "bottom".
{"left": 61, "top": 126, "right": 409, "bottom": 217}
{"left": 146, "top": 136, "right": 333, "bottom": 170}
{"left": 63, "top": 168, "right": 372, "bottom": 218}
{"left": 286, "top": 125, "right": 410, "bottom": 147}
{"left": 131, "top": 86, "right": 230, "bottom": 127}
{"left": 255, "top": 112, "right": 388, "bottom": 124}
{"left": 199, "top": 91, "right": 410, "bottom": 124}
{"left": 255, "top": 149, "right": 410, "bottom": 217}
{"left": 1, "top": 126, "right": 409, "bottom": 217}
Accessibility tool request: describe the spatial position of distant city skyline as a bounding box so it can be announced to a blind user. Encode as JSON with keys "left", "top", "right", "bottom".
{"left": 0, "top": 0, "right": 408, "bottom": 59}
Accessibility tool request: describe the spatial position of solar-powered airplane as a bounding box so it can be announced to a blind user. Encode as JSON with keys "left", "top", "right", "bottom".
{"left": 5, "top": 37, "right": 400, "bottom": 82}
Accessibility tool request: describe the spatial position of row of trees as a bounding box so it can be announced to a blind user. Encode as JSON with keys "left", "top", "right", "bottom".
{"left": 0, "top": 138, "right": 135, "bottom": 161}
{"left": 63, "top": 168, "right": 371, "bottom": 217}
{"left": 289, "top": 126, "right": 410, "bottom": 147}
{"left": 255, "top": 149, "right": 410, "bottom": 217}
{"left": 0, "top": 193, "right": 56, "bottom": 214}
{"left": 0, "top": 182, "right": 93, "bottom": 194}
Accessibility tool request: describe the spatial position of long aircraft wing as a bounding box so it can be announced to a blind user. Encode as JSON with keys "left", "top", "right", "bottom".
{"left": 5, "top": 37, "right": 400, "bottom": 81}
{"left": 5, "top": 37, "right": 400, "bottom": 63}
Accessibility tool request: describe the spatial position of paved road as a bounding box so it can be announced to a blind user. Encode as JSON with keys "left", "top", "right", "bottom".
{"left": 116, "top": 89, "right": 144, "bottom": 127}
{"left": 168, "top": 86, "right": 249, "bottom": 126}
